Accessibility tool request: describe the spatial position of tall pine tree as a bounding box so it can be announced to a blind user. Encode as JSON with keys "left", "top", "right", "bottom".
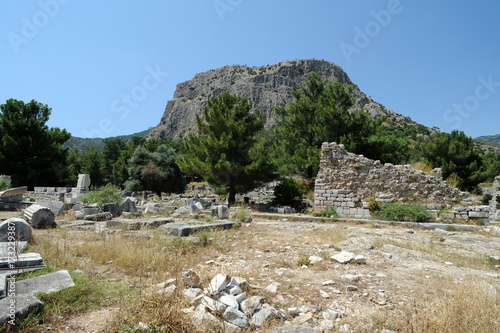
{"left": 178, "top": 92, "right": 275, "bottom": 206}
{"left": 0, "top": 99, "right": 70, "bottom": 188}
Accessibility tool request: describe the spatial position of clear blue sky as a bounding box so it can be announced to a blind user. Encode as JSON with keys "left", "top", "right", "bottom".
{"left": 2, "top": 1, "right": 499, "bottom": 139}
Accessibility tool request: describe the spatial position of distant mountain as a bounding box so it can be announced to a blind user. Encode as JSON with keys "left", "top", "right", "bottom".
{"left": 476, "top": 134, "right": 500, "bottom": 145}
{"left": 148, "top": 59, "right": 418, "bottom": 140}
{"left": 474, "top": 134, "right": 500, "bottom": 154}
{"left": 63, "top": 129, "right": 150, "bottom": 152}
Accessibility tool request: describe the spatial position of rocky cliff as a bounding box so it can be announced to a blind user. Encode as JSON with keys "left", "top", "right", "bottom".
{"left": 149, "top": 59, "right": 414, "bottom": 140}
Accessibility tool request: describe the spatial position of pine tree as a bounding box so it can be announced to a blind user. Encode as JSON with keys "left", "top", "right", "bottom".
{"left": 178, "top": 92, "right": 275, "bottom": 206}
{"left": 274, "top": 73, "right": 378, "bottom": 179}
{"left": 0, "top": 99, "right": 70, "bottom": 188}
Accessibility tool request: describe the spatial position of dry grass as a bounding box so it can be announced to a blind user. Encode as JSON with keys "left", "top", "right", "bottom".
{"left": 352, "top": 275, "right": 500, "bottom": 333}
{"left": 372, "top": 236, "right": 496, "bottom": 271}
{"left": 412, "top": 161, "right": 433, "bottom": 173}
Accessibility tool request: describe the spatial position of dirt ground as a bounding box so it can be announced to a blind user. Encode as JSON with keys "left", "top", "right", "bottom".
{"left": 4, "top": 211, "right": 500, "bottom": 332}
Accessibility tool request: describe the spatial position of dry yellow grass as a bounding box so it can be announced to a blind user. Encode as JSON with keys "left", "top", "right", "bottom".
{"left": 353, "top": 275, "right": 500, "bottom": 333}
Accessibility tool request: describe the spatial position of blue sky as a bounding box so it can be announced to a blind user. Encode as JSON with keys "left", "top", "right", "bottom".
{"left": 1, "top": 1, "right": 499, "bottom": 139}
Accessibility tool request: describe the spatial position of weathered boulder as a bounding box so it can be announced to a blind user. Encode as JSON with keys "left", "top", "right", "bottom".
{"left": 0, "top": 218, "right": 32, "bottom": 242}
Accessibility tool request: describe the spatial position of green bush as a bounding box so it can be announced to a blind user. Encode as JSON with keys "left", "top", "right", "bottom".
{"left": 482, "top": 194, "right": 493, "bottom": 205}
{"left": 0, "top": 179, "right": 8, "bottom": 191}
{"left": 374, "top": 202, "right": 431, "bottom": 222}
{"left": 313, "top": 206, "right": 338, "bottom": 218}
{"left": 82, "top": 186, "right": 123, "bottom": 208}
{"left": 273, "top": 178, "right": 305, "bottom": 209}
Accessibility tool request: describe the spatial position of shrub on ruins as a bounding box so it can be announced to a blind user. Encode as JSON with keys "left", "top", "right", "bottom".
{"left": 82, "top": 186, "right": 123, "bottom": 207}
{"left": 374, "top": 202, "right": 431, "bottom": 222}
{"left": 273, "top": 178, "right": 305, "bottom": 209}
{"left": 313, "top": 206, "right": 339, "bottom": 218}
{"left": 0, "top": 99, "right": 70, "bottom": 188}
{"left": 125, "top": 144, "right": 185, "bottom": 196}
{"left": 178, "top": 92, "right": 276, "bottom": 206}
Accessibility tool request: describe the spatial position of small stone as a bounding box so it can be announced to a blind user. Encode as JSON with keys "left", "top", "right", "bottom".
{"left": 308, "top": 255, "right": 323, "bottom": 264}
{"left": 330, "top": 251, "right": 355, "bottom": 264}
{"left": 320, "top": 290, "right": 330, "bottom": 298}
{"left": 322, "top": 280, "right": 335, "bottom": 286}
{"left": 181, "top": 269, "right": 201, "bottom": 288}
{"left": 201, "top": 295, "right": 226, "bottom": 312}
{"left": 235, "top": 292, "right": 246, "bottom": 304}
{"left": 320, "top": 319, "right": 335, "bottom": 330}
{"left": 292, "top": 312, "right": 314, "bottom": 325}
{"left": 220, "top": 294, "right": 239, "bottom": 309}
{"left": 265, "top": 282, "right": 281, "bottom": 294}
{"left": 251, "top": 307, "right": 279, "bottom": 327}
{"left": 322, "top": 309, "right": 340, "bottom": 320}
{"left": 405, "top": 229, "right": 415, "bottom": 234}
{"left": 182, "top": 288, "right": 203, "bottom": 304}
{"left": 341, "top": 274, "right": 360, "bottom": 282}
{"left": 208, "top": 274, "right": 231, "bottom": 296}
{"left": 156, "top": 284, "right": 176, "bottom": 295}
{"left": 354, "top": 255, "right": 366, "bottom": 264}
{"left": 225, "top": 277, "right": 243, "bottom": 295}
{"left": 346, "top": 285, "right": 358, "bottom": 291}
{"left": 241, "top": 296, "right": 263, "bottom": 315}
{"left": 223, "top": 307, "right": 249, "bottom": 327}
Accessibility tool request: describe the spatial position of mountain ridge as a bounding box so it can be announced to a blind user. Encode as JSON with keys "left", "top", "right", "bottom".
{"left": 63, "top": 129, "right": 151, "bottom": 152}
{"left": 148, "top": 59, "right": 417, "bottom": 140}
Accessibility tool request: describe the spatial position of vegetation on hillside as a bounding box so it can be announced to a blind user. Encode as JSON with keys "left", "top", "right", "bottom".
{"left": 2, "top": 80, "right": 500, "bottom": 195}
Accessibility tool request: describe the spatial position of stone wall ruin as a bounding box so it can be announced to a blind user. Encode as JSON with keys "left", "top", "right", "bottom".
{"left": 314, "top": 142, "right": 490, "bottom": 223}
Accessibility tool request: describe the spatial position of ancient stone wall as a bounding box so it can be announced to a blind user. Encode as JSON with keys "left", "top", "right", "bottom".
{"left": 314, "top": 142, "right": 491, "bottom": 222}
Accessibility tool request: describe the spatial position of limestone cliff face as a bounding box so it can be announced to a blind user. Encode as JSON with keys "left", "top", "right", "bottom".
{"left": 148, "top": 59, "right": 412, "bottom": 140}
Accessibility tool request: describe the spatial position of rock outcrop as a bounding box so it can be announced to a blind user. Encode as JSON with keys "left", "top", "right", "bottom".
{"left": 149, "top": 59, "right": 414, "bottom": 140}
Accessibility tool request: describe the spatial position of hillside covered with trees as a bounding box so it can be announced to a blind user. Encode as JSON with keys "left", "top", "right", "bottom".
{"left": 1, "top": 72, "right": 499, "bottom": 197}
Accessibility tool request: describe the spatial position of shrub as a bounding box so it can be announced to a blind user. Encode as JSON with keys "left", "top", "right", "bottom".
{"left": 446, "top": 172, "right": 461, "bottom": 188}
{"left": 273, "top": 178, "right": 305, "bottom": 209}
{"left": 297, "top": 257, "right": 311, "bottom": 267}
{"left": 367, "top": 199, "right": 380, "bottom": 212}
{"left": 374, "top": 202, "right": 431, "bottom": 222}
{"left": 82, "top": 186, "right": 123, "bottom": 208}
{"left": 482, "top": 194, "right": 493, "bottom": 205}
{"left": 0, "top": 179, "right": 8, "bottom": 191}
{"left": 313, "top": 206, "right": 338, "bottom": 218}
